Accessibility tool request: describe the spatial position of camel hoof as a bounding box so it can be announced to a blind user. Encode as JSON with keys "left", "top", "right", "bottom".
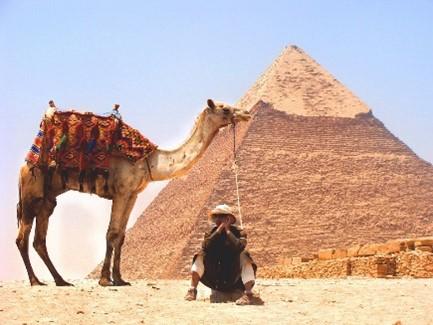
{"left": 113, "top": 279, "right": 131, "bottom": 286}
{"left": 56, "top": 280, "right": 74, "bottom": 287}
{"left": 30, "top": 279, "right": 47, "bottom": 286}
{"left": 98, "top": 278, "right": 113, "bottom": 287}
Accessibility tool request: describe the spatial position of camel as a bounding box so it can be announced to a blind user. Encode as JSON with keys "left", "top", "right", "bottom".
{"left": 16, "top": 99, "right": 250, "bottom": 286}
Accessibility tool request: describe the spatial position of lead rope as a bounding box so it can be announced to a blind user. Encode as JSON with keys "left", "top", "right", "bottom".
{"left": 232, "top": 121, "right": 243, "bottom": 229}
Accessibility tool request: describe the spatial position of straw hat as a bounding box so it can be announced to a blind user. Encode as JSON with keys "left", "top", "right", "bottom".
{"left": 209, "top": 204, "right": 239, "bottom": 225}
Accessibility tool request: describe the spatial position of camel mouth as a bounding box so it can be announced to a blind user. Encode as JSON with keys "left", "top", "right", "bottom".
{"left": 233, "top": 109, "right": 251, "bottom": 122}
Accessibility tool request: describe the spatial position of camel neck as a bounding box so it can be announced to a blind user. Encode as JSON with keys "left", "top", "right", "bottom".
{"left": 149, "top": 111, "right": 219, "bottom": 180}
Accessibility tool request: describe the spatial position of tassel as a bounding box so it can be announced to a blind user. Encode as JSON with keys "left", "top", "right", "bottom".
{"left": 61, "top": 169, "right": 68, "bottom": 189}
{"left": 86, "top": 139, "right": 96, "bottom": 153}
{"left": 103, "top": 169, "right": 109, "bottom": 193}
{"left": 56, "top": 134, "right": 67, "bottom": 151}
{"left": 79, "top": 170, "right": 86, "bottom": 192}
{"left": 88, "top": 169, "right": 97, "bottom": 193}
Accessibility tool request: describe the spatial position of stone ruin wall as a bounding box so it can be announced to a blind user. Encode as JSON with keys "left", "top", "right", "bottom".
{"left": 260, "top": 237, "right": 433, "bottom": 279}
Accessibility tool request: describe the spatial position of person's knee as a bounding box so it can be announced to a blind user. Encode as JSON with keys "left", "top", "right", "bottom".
{"left": 191, "top": 271, "right": 201, "bottom": 279}
{"left": 191, "top": 255, "right": 205, "bottom": 278}
{"left": 241, "top": 262, "right": 255, "bottom": 284}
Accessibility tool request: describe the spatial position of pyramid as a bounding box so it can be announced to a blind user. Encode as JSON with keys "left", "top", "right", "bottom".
{"left": 94, "top": 46, "right": 433, "bottom": 279}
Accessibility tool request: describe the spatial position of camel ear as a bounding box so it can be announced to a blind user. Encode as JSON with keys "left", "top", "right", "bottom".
{"left": 207, "top": 99, "right": 216, "bottom": 110}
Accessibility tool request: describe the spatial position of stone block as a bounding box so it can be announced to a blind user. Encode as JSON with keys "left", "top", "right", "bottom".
{"left": 318, "top": 248, "right": 334, "bottom": 260}
{"left": 318, "top": 248, "right": 347, "bottom": 260}
{"left": 415, "top": 245, "right": 433, "bottom": 253}
{"left": 291, "top": 257, "right": 303, "bottom": 264}
{"left": 347, "top": 245, "right": 361, "bottom": 257}
{"left": 333, "top": 248, "right": 347, "bottom": 259}
{"left": 414, "top": 237, "right": 433, "bottom": 247}
{"left": 357, "top": 244, "right": 379, "bottom": 257}
{"left": 301, "top": 257, "right": 314, "bottom": 262}
{"left": 350, "top": 256, "right": 396, "bottom": 277}
{"left": 396, "top": 238, "right": 415, "bottom": 250}
{"left": 376, "top": 241, "right": 404, "bottom": 255}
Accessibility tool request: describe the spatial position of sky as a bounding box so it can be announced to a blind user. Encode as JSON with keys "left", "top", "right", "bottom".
{"left": 1, "top": 1, "right": 432, "bottom": 281}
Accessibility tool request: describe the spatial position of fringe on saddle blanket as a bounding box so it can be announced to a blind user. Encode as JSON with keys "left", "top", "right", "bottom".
{"left": 25, "top": 109, "right": 157, "bottom": 192}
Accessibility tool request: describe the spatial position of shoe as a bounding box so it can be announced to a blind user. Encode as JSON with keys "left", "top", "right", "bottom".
{"left": 184, "top": 288, "right": 197, "bottom": 301}
{"left": 235, "top": 293, "right": 264, "bottom": 306}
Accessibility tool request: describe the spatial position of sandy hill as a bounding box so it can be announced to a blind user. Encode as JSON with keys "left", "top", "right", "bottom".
{"left": 91, "top": 45, "right": 433, "bottom": 279}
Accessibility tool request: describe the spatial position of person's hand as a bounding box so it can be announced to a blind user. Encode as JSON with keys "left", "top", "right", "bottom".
{"left": 224, "top": 220, "right": 231, "bottom": 232}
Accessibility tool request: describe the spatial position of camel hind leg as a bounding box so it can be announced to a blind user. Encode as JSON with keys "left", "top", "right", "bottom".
{"left": 99, "top": 193, "right": 137, "bottom": 286}
{"left": 33, "top": 198, "right": 73, "bottom": 286}
{"left": 16, "top": 199, "right": 45, "bottom": 286}
{"left": 112, "top": 194, "right": 137, "bottom": 286}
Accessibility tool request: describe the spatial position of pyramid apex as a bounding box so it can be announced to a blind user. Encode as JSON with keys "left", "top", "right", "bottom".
{"left": 237, "top": 46, "right": 370, "bottom": 118}
{"left": 285, "top": 44, "right": 303, "bottom": 52}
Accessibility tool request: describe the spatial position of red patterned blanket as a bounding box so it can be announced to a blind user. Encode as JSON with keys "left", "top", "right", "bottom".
{"left": 26, "top": 111, "right": 157, "bottom": 172}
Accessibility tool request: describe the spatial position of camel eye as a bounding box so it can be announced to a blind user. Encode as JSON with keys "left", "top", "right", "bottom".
{"left": 223, "top": 108, "right": 230, "bottom": 114}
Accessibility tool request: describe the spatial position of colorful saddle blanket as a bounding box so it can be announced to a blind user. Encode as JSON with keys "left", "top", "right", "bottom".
{"left": 26, "top": 111, "right": 157, "bottom": 171}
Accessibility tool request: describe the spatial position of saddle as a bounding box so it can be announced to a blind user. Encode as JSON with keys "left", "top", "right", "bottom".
{"left": 26, "top": 109, "right": 157, "bottom": 192}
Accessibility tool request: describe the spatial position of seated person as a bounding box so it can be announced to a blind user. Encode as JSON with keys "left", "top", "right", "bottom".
{"left": 185, "top": 204, "right": 262, "bottom": 305}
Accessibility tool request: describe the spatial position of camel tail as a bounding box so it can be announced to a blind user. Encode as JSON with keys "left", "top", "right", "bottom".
{"left": 17, "top": 177, "right": 23, "bottom": 228}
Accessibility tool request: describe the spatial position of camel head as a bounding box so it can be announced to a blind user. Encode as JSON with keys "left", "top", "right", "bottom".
{"left": 205, "top": 99, "right": 250, "bottom": 128}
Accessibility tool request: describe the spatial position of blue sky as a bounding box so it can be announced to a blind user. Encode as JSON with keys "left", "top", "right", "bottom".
{"left": 1, "top": 1, "right": 432, "bottom": 281}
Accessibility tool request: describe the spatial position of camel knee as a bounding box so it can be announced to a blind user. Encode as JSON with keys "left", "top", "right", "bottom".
{"left": 16, "top": 219, "right": 34, "bottom": 251}
{"left": 33, "top": 238, "right": 46, "bottom": 254}
{"left": 107, "top": 230, "right": 125, "bottom": 248}
{"left": 16, "top": 236, "right": 26, "bottom": 251}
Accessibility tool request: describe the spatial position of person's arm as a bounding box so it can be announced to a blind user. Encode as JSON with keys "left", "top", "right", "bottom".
{"left": 226, "top": 227, "right": 247, "bottom": 252}
{"left": 202, "top": 225, "right": 223, "bottom": 250}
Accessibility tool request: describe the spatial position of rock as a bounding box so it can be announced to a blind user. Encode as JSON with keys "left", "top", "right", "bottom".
{"left": 347, "top": 245, "right": 361, "bottom": 257}
{"left": 210, "top": 289, "right": 243, "bottom": 303}
{"left": 301, "top": 257, "right": 314, "bottom": 262}
{"left": 376, "top": 241, "right": 404, "bottom": 255}
{"left": 415, "top": 245, "right": 433, "bottom": 253}
{"left": 396, "top": 238, "right": 416, "bottom": 250}
{"left": 291, "top": 257, "right": 303, "bottom": 264}
{"left": 333, "top": 248, "right": 347, "bottom": 259}
{"left": 318, "top": 249, "right": 334, "bottom": 260}
{"left": 414, "top": 237, "right": 433, "bottom": 247}
{"left": 318, "top": 248, "right": 347, "bottom": 260}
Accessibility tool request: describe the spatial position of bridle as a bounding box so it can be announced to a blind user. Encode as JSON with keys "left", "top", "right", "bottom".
{"left": 231, "top": 118, "right": 243, "bottom": 229}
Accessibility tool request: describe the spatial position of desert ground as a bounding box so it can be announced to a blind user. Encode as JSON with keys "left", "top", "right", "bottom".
{"left": 0, "top": 278, "right": 432, "bottom": 325}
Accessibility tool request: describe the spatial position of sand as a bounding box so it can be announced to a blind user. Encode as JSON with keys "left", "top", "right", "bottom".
{"left": 0, "top": 278, "right": 432, "bottom": 324}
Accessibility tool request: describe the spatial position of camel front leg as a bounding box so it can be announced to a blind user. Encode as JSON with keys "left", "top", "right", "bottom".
{"left": 33, "top": 198, "right": 73, "bottom": 286}
{"left": 99, "top": 194, "right": 135, "bottom": 286}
